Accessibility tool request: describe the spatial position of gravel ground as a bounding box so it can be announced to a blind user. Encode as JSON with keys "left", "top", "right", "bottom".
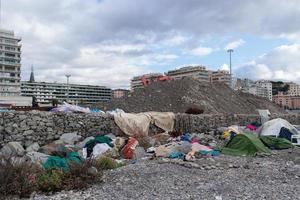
{"left": 32, "top": 148, "right": 300, "bottom": 200}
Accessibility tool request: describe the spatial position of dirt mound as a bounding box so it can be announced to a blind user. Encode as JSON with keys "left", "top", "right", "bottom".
{"left": 103, "top": 78, "right": 285, "bottom": 114}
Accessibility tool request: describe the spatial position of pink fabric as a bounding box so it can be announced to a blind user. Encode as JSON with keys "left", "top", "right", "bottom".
{"left": 192, "top": 143, "right": 212, "bottom": 152}
{"left": 246, "top": 125, "right": 257, "bottom": 131}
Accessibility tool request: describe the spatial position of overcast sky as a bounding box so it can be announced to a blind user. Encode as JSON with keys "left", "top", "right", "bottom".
{"left": 2, "top": 0, "right": 300, "bottom": 88}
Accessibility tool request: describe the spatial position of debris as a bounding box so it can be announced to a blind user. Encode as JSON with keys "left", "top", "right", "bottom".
{"left": 60, "top": 133, "right": 82, "bottom": 145}
{"left": 26, "top": 142, "right": 40, "bottom": 153}
{"left": 121, "top": 137, "right": 139, "bottom": 159}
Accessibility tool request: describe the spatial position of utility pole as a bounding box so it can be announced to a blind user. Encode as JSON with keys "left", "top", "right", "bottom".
{"left": 227, "top": 49, "right": 234, "bottom": 88}
{"left": 65, "top": 74, "right": 71, "bottom": 103}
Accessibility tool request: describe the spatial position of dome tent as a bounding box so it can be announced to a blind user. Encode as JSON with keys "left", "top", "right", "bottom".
{"left": 221, "top": 133, "right": 271, "bottom": 156}
{"left": 259, "top": 118, "right": 300, "bottom": 144}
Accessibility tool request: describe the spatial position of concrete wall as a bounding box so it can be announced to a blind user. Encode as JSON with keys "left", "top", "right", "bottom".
{"left": 1, "top": 111, "right": 300, "bottom": 148}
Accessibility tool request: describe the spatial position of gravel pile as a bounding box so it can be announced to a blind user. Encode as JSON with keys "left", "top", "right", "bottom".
{"left": 102, "top": 78, "right": 285, "bottom": 114}
{"left": 33, "top": 148, "right": 300, "bottom": 200}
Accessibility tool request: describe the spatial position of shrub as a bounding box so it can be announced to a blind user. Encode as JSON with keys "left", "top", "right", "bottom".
{"left": 0, "top": 156, "right": 42, "bottom": 198}
{"left": 37, "top": 169, "right": 63, "bottom": 192}
{"left": 95, "top": 156, "right": 125, "bottom": 170}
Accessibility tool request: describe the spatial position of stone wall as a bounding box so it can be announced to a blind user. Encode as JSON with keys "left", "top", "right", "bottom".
{"left": 1, "top": 111, "right": 300, "bottom": 148}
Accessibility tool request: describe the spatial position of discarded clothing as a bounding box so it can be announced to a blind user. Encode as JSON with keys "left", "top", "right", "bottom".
{"left": 113, "top": 111, "right": 175, "bottom": 136}
{"left": 43, "top": 152, "right": 82, "bottom": 171}
{"left": 246, "top": 125, "right": 257, "bottom": 131}
{"left": 169, "top": 152, "right": 185, "bottom": 159}
{"left": 84, "top": 136, "right": 113, "bottom": 157}
{"left": 259, "top": 136, "right": 293, "bottom": 150}
{"left": 83, "top": 143, "right": 111, "bottom": 159}
{"left": 198, "top": 150, "right": 219, "bottom": 157}
{"left": 50, "top": 102, "right": 91, "bottom": 113}
{"left": 186, "top": 143, "right": 215, "bottom": 160}
{"left": 155, "top": 141, "right": 192, "bottom": 157}
{"left": 181, "top": 133, "right": 191, "bottom": 142}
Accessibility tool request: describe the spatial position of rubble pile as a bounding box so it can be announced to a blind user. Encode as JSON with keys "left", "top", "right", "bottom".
{"left": 104, "top": 78, "right": 285, "bottom": 114}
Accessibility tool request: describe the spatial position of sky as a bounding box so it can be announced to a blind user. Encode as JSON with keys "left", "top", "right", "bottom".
{"left": 2, "top": 0, "right": 300, "bottom": 88}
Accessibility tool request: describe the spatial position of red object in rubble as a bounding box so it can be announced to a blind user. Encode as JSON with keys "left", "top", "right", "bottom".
{"left": 121, "top": 137, "right": 139, "bottom": 159}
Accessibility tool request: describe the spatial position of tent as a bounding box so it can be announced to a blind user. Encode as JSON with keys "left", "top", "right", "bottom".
{"left": 221, "top": 133, "right": 271, "bottom": 156}
{"left": 259, "top": 136, "right": 293, "bottom": 150}
{"left": 259, "top": 118, "right": 300, "bottom": 144}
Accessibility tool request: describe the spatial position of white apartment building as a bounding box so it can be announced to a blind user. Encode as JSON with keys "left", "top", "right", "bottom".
{"left": 287, "top": 82, "right": 300, "bottom": 96}
{"left": 256, "top": 80, "right": 272, "bottom": 101}
{"left": 0, "top": 29, "right": 22, "bottom": 97}
{"left": 166, "top": 66, "right": 209, "bottom": 82}
{"left": 21, "top": 81, "right": 112, "bottom": 105}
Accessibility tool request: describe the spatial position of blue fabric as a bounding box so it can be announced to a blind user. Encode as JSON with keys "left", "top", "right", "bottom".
{"left": 169, "top": 152, "right": 185, "bottom": 159}
{"left": 279, "top": 127, "right": 293, "bottom": 141}
{"left": 181, "top": 133, "right": 191, "bottom": 142}
{"left": 199, "top": 150, "right": 220, "bottom": 157}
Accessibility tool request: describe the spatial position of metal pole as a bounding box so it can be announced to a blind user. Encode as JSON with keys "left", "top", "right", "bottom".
{"left": 65, "top": 74, "right": 71, "bottom": 103}
{"left": 227, "top": 49, "right": 234, "bottom": 88}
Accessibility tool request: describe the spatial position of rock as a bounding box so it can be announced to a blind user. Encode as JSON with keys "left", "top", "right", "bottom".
{"left": 26, "top": 151, "right": 49, "bottom": 164}
{"left": 26, "top": 142, "right": 40, "bottom": 152}
{"left": 77, "top": 136, "right": 95, "bottom": 149}
{"left": 87, "top": 167, "right": 98, "bottom": 176}
{"left": 0, "top": 142, "right": 25, "bottom": 157}
{"left": 60, "top": 133, "right": 82, "bottom": 145}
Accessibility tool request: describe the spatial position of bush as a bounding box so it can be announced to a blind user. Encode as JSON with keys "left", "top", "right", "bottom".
{"left": 0, "top": 156, "right": 103, "bottom": 198}
{"left": 0, "top": 156, "right": 42, "bottom": 198}
{"left": 95, "top": 156, "right": 125, "bottom": 170}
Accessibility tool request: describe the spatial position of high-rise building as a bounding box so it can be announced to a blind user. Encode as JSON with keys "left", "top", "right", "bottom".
{"left": 256, "top": 80, "right": 273, "bottom": 101}
{"left": 166, "top": 66, "right": 209, "bottom": 82}
{"left": 112, "top": 89, "right": 130, "bottom": 98}
{"left": 0, "top": 29, "right": 22, "bottom": 97}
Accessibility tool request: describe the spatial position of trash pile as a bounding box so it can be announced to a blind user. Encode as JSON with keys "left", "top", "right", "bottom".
{"left": 0, "top": 110, "right": 299, "bottom": 173}
{"left": 100, "top": 77, "right": 285, "bottom": 114}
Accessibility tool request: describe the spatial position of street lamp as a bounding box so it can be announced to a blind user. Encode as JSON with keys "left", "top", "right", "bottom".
{"left": 65, "top": 74, "right": 71, "bottom": 103}
{"left": 227, "top": 49, "right": 234, "bottom": 88}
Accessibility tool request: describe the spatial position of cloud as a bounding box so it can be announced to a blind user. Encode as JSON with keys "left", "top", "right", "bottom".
{"left": 236, "top": 44, "right": 300, "bottom": 82}
{"left": 2, "top": 0, "right": 300, "bottom": 88}
{"left": 188, "top": 47, "right": 214, "bottom": 56}
{"left": 219, "top": 64, "right": 230, "bottom": 71}
{"left": 224, "top": 39, "right": 245, "bottom": 50}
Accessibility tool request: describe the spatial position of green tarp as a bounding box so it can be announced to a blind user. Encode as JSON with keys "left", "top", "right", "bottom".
{"left": 43, "top": 152, "right": 82, "bottom": 171}
{"left": 221, "top": 133, "right": 271, "bottom": 156}
{"left": 259, "top": 136, "right": 293, "bottom": 150}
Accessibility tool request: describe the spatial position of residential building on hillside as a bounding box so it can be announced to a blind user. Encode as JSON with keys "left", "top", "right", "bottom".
{"left": 21, "top": 81, "right": 111, "bottom": 105}
{"left": 287, "top": 82, "right": 300, "bottom": 96}
{"left": 112, "top": 89, "right": 130, "bottom": 98}
{"left": 209, "top": 70, "right": 231, "bottom": 85}
{"left": 166, "top": 66, "right": 209, "bottom": 82}
{"left": 130, "top": 73, "right": 163, "bottom": 90}
{"left": 273, "top": 92, "right": 300, "bottom": 109}
{"left": 256, "top": 80, "right": 273, "bottom": 101}
{"left": 0, "top": 29, "right": 22, "bottom": 97}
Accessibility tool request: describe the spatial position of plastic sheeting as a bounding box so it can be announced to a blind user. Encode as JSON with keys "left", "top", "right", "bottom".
{"left": 259, "top": 118, "right": 300, "bottom": 143}
{"left": 50, "top": 102, "right": 91, "bottom": 113}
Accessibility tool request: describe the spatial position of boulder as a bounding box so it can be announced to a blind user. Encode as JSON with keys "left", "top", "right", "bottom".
{"left": 0, "top": 142, "right": 25, "bottom": 157}
{"left": 26, "top": 142, "right": 40, "bottom": 152}
{"left": 26, "top": 151, "right": 49, "bottom": 164}
{"left": 60, "top": 133, "right": 82, "bottom": 145}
